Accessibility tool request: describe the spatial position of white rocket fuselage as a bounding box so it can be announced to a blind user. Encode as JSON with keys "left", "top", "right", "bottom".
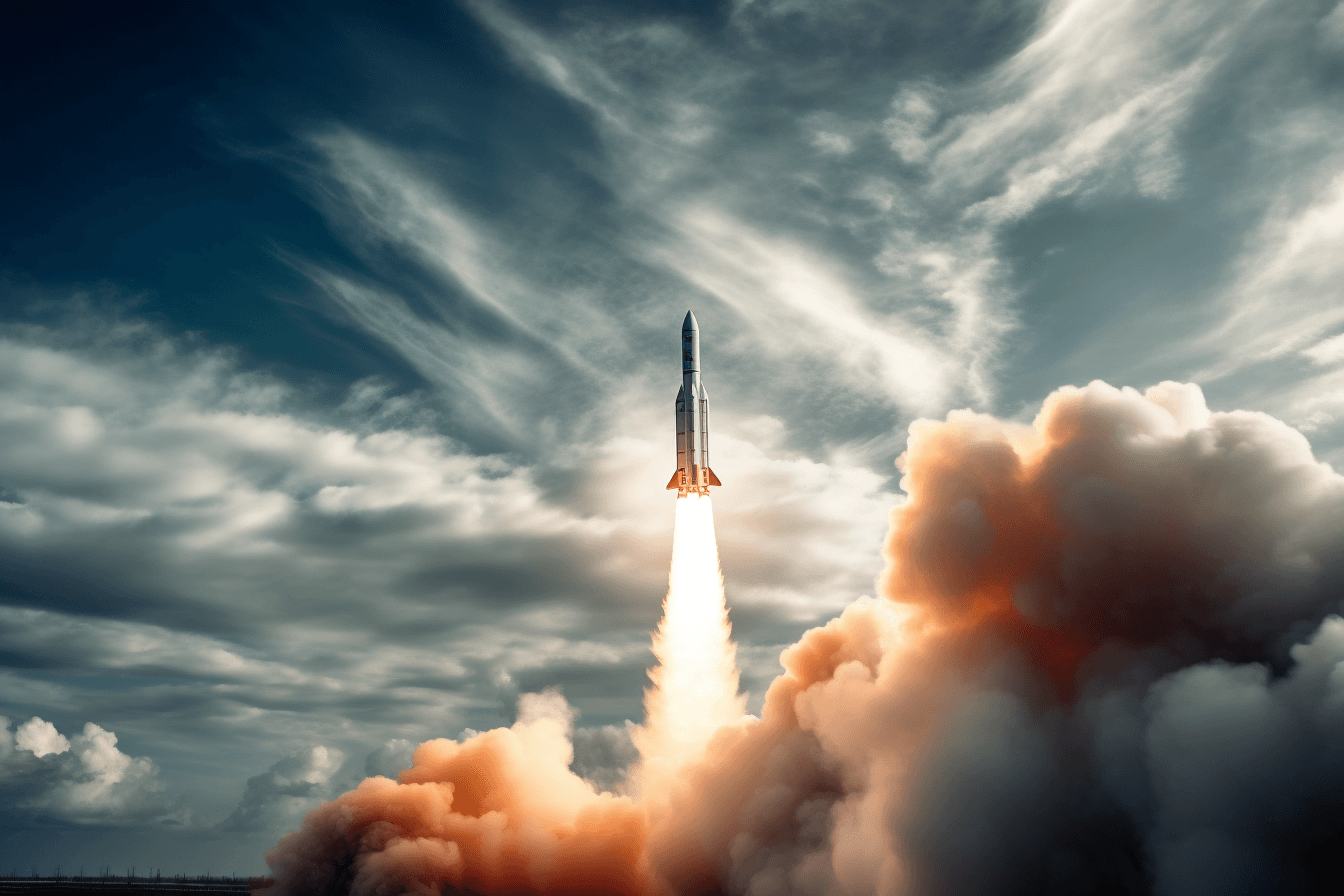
{"left": 667, "top": 311, "right": 721, "bottom": 496}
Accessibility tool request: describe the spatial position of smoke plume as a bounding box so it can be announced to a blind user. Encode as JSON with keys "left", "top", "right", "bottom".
{"left": 267, "top": 381, "right": 1344, "bottom": 896}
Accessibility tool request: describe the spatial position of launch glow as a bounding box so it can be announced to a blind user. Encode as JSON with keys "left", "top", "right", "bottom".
{"left": 633, "top": 492, "right": 744, "bottom": 797}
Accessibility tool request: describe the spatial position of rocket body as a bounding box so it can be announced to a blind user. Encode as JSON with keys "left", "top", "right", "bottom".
{"left": 667, "top": 311, "right": 722, "bottom": 496}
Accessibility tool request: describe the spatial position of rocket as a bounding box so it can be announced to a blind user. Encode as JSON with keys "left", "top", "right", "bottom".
{"left": 666, "top": 310, "right": 722, "bottom": 497}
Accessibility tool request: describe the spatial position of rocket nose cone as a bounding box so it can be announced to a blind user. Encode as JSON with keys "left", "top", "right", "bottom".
{"left": 683, "top": 310, "right": 698, "bottom": 331}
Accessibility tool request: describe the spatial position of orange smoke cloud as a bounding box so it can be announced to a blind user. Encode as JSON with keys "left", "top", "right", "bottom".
{"left": 883, "top": 382, "right": 1340, "bottom": 682}
{"left": 267, "top": 691, "right": 649, "bottom": 896}
{"left": 267, "top": 381, "right": 1344, "bottom": 896}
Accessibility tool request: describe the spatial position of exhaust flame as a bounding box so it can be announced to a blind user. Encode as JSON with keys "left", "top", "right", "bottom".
{"left": 633, "top": 493, "right": 746, "bottom": 796}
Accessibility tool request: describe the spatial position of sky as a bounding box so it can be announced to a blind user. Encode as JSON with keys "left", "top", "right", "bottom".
{"left": 2, "top": 0, "right": 1344, "bottom": 880}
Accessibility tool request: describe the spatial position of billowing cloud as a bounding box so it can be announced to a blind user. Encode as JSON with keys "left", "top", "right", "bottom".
{"left": 268, "top": 691, "right": 647, "bottom": 896}
{"left": 0, "top": 716, "right": 182, "bottom": 826}
{"left": 222, "top": 746, "right": 345, "bottom": 833}
{"left": 266, "top": 381, "right": 1344, "bottom": 895}
{"left": 15, "top": 717, "right": 70, "bottom": 757}
{"left": 882, "top": 380, "right": 1344, "bottom": 673}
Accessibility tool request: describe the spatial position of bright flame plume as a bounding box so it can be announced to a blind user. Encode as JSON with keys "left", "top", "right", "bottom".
{"left": 632, "top": 493, "right": 746, "bottom": 796}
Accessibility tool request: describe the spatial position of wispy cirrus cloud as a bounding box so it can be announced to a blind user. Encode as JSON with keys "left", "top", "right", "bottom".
{"left": 0, "top": 304, "right": 897, "bottom": 788}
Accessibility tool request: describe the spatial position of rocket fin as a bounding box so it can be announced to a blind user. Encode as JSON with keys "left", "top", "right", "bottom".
{"left": 666, "top": 470, "right": 682, "bottom": 490}
{"left": 705, "top": 467, "right": 722, "bottom": 487}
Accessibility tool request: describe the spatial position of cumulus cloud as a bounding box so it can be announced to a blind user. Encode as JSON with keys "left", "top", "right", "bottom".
{"left": 883, "top": 380, "right": 1344, "bottom": 671}
{"left": 15, "top": 717, "right": 69, "bottom": 757}
{"left": 268, "top": 693, "right": 646, "bottom": 896}
{"left": 0, "top": 716, "right": 181, "bottom": 826}
{"left": 222, "top": 745, "right": 345, "bottom": 833}
{"left": 1137, "top": 627, "right": 1344, "bottom": 893}
{"left": 267, "top": 381, "right": 1344, "bottom": 895}
{"left": 363, "top": 739, "right": 416, "bottom": 780}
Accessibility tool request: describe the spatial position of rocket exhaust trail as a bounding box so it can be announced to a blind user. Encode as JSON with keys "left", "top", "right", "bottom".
{"left": 635, "top": 312, "right": 743, "bottom": 795}
{"left": 634, "top": 493, "right": 745, "bottom": 796}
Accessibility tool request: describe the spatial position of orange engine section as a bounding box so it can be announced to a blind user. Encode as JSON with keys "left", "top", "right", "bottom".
{"left": 666, "top": 465, "right": 722, "bottom": 496}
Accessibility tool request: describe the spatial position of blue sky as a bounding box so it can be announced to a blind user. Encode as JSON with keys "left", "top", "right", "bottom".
{"left": 3, "top": 0, "right": 1344, "bottom": 877}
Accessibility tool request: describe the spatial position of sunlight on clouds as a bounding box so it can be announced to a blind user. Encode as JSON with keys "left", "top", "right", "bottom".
{"left": 660, "top": 207, "right": 953, "bottom": 414}
{"left": 222, "top": 745, "right": 344, "bottom": 833}
{"left": 310, "top": 131, "right": 520, "bottom": 329}
{"left": 1304, "top": 333, "right": 1344, "bottom": 367}
{"left": 1321, "top": 3, "right": 1344, "bottom": 50}
{"left": 937, "top": 0, "right": 1263, "bottom": 219}
{"left": 299, "top": 270, "right": 548, "bottom": 443}
{"left": 454, "top": 0, "right": 1279, "bottom": 427}
{"left": 10, "top": 0, "right": 1344, "bottom": 875}
{"left": 0, "top": 313, "right": 907, "bottom": 786}
{"left": 1, "top": 716, "right": 182, "bottom": 825}
{"left": 462, "top": 0, "right": 999, "bottom": 414}
{"left": 811, "top": 131, "right": 853, "bottom": 156}
{"left": 872, "top": 230, "right": 1008, "bottom": 404}
{"left": 1191, "top": 171, "right": 1344, "bottom": 385}
{"left": 15, "top": 717, "right": 70, "bottom": 757}
{"left": 882, "top": 84, "right": 939, "bottom": 165}
{"left": 0, "top": 607, "right": 310, "bottom": 685}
